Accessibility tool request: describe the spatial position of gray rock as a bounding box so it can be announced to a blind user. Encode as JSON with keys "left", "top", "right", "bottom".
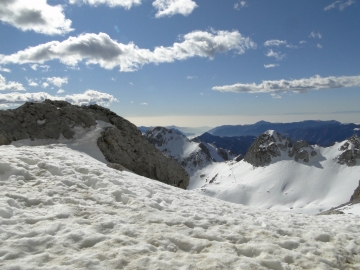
{"left": 337, "top": 135, "right": 360, "bottom": 166}
{"left": 350, "top": 180, "right": 360, "bottom": 201}
{"left": 244, "top": 131, "right": 290, "bottom": 167}
{"left": 288, "top": 140, "right": 309, "bottom": 157}
{"left": 0, "top": 100, "right": 189, "bottom": 189}
{"left": 295, "top": 149, "right": 309, "bottom": 162}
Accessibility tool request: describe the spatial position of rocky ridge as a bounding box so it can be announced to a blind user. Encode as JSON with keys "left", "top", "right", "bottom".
{"left": 244, "top": 130, "right": 318, "bottom": 167}
{"left": 144, "top": 127, "right": 236, "bottom": 174}
{"left": 0, "top": 100, "right": 189, "bottom": 189}
{"left": 336, "top": 134, "right": 360, "bottom": 166}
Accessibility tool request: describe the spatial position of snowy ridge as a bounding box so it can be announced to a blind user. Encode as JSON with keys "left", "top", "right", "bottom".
{"left": 0, "top": 144, "right": 359, "bottom": 269}
{"left": 190, "top": 133, "right": 360, "bottom": 215}
{"left": 144, "top": 127, "right": 235, "bottom": 174}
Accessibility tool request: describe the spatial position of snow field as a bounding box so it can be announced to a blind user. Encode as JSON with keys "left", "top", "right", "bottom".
{"left": 0, "top": 145, "right": 360, "bottom": 269}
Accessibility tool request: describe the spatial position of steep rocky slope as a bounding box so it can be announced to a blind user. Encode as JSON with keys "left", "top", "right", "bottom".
{"left": 0, "top": 100, "right": 189, "bottom": 188}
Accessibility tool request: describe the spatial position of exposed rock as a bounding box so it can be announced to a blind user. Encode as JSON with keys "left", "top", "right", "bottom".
{"left": 0, "top": 100, "right": 189, "bottom": 189}
{"left": 288, "top": 140, "right": 309, "bottom": 157}
{"left": 234, "top": 154, "right": 243, "bottom": 162}
{"left": 107, "top": 163, "right": 126, "bottom": 171}
{"left": 336, "top": 135, "right": 360, "bottom": 166}
{"left": 295, "top": 149, "right": 309, "bottom": 162}
{"left": 244, "top": 130, "right": 290, "bottom": 167}
{"left": 350, "top": 180, "right": 360, "bottom": 201}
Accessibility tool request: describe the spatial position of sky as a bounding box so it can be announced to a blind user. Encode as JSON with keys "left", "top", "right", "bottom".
{"left": 0, "top": 0, "right": 359, "bottom": 127}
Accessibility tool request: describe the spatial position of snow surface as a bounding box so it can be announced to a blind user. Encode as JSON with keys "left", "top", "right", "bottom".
{"left": 1, "top": 144, "right": 360, "bottom": 269}
{"left": 190, "top": 142, "right": 360, "bottom": 215}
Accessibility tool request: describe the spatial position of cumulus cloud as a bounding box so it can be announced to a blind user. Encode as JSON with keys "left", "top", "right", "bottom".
{"left": 153, "top": 0, "right": 197, "bottom": 17}
{"left": 46, "top": 77, "right": 68, "bottom": 87}
{"left": 264, "top": 40, "right": 287, "bottom": 47}
{"left": 0, "top": 0, "right": 73, "bottom": 35}
{"left": 69, "top": 0, "right": 141, "bottom": 9}
{"left": 265, "top": 49, "right": 285, "bottom": 61}
{"left": 41, "top": 82, "right": 49, "bottom": 88}
{"left": 324, "top": 0, "right": 355, "bottom": 10}
{"left": 309, "top": 32, "right": 322, "bottom": 39}
{"left": 186, "top": 75, "right": 197, "bottom": 79}
{"left": 0, "top": 66, "right": 11, "bottom": 72}
{"left": 30, "top": 64, "right": 50, "bottom": 71}
{"left": 317, "top": 44, "right": 323, "bottom": 49}
{"left": 0, "top": 74, "right": 25, "bottom": 91}
{"left": 0, "top": 90, "right": 117, "bottom": 106}
{"left": 212, "top": 75, "right": 360, "bottom": 94}
{"left": 264, "top": 64, "right": 279, "bottom": 68}
{"left": 0, "top": 30, "right": 256, "bottom": 72}
{"left": 57, "top": 89, "right": 65, "bottom": 94}
{"left": 26, "top": 78, "right": 39, "bottom": 87}
{"left": 234, "top": 1, "right": 247, "bottom": 10}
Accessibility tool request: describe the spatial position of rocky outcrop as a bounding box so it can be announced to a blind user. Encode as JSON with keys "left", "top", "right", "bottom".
{"left": 337, "top": 135, "right": 360, "bottom": 166}
{"left": 350, "top": 180, "right": 360, "bottom": 201}
{"left": 0, "top": 100, "right": 189, "bottom": 189}
{"left": 288, "top": 140, "right": 317, "bottom": 162}
{"left": 244, "top": 130, "right": 291, "bottom": 167}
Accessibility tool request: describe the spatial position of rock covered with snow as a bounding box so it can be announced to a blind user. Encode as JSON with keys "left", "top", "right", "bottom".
{"left": 336, "top": 134, "right": 360, "bottom": 166}
{"left": 0, "top": 100, "right": 189, "bottom": 189}
{"left": 144, "top": 127, "right": 236, "bottom": 175}
{"left": 244, "top": 130, "right": 291, "bottom": 167}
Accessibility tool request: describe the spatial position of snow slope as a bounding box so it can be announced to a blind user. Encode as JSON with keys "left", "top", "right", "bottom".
{"left": 190, "top": 140, "right": 360, "bottom": 215}
{"left": 1, "top": 144, "right": 360, "bottom": 269}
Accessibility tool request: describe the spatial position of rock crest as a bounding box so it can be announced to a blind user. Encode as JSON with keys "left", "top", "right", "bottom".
{"left": 0, "top": 100, "right": 189, "bottom": 189}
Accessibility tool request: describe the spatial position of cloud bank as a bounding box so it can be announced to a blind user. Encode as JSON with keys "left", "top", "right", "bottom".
{"left": 153, "top": 0, "right": 197, "bottom": 17}
{"left": 0, "top": 90, "right": 117, "bottom": 106}
{"left": 0, "top": 74, "right": 25, "bottom": 91}
{"left": 0, "top": 30, "right": 256, "bottom": 72}
{"left": 69, "top": 0, "right": 141, "bottom": 9}
{"left": 0, "top": 0, "right": 73, "bottom": 35}
{"left": 212, "top": 75, "right": 360, "bottom": 94}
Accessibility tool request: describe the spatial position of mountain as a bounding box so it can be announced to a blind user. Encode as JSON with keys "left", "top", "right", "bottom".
{"left": 1, "top": 144, "right": 359, "bottom": 269}
{"left": 208, "top": 120, "right": 360, "bottom": 146}
{"left": 208, "top": 120, "right": 339, "bottom": 137}
{"left": 139, "top": 125, "right": 212, "bottom": 137}
{"left": 189, "top": 131, "right": 360, "bottom": 214}
{"left": 0, "top": 100, "right": 189, "bottom": 189}
{"left": 144, "top": 127, "right": 237, "bottom": 174}
{"left": 192, "top": 132, "right": 256, "bottom": 156}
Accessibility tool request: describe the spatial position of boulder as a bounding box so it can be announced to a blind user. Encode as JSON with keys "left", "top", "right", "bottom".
{"left": 0, "top": 100, "right": 189, "bottom": 189}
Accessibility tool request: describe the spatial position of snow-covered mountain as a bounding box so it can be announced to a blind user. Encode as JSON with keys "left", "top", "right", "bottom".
{"left": 1, "top": 143, "right": 360, "bottom": 269}
{"left": 189, "top": 131, "right": 360, "bottom": 214}
{"left": 144, "top": 127, "right": 237, "bottom": 174}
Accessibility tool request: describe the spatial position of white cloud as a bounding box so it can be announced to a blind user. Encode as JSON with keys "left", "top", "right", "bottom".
{"left": 0, "top": 66, "right": 11, "bottom": 72}
{"left": 212, "top": 75, "right": 360, "bottom": 94}
{"left": 234, "top": 1, "right": 247, "bottom": 10}
{"left": 186, "top": 75, "right": 197, "bottom": 79}
{"left": 57, "top": 89, "right": 65, "bottom": 93}
{"left": 299, "top": 40, "right": 307, "bottom": 44}
{"left": 265, "top": 49, "right": 285, "bottom": 61}
{"left": 140, "top": 102, "right": 148, "bottom": 105}
{"left": 324, "top": 0, "right": 355, "bottom": 10}
{"left": 0, "top": 30, "right": 256, "bottom": 72}
{"left": 0, "top": 90, "right": 117, "bottom": 106}
{"left": 264, "top": 40, "right": 287, "bottom": 47}
{"left": 153, "top": 0, "right": 197, "bottom": 17}
{"left": 46, "top": 76, "right": 68, "bottom": 87}
{"left": 309, "top": 32, "right": 322, "bottom": 39}
{"left": 0, "top": 74, "right": 25, "bottom": 91}
{"left": 317, "top": 44, "right": 323, "bottom": 49}
{"left": 0, "top": 0, "right": 73, "bottom": 35}
{"left": 26, "top": 78, "right": 39, "bottom": 87}
{"left": 30, "top": 64, "right": 50, "bottom": 71}
{"left": 264, "top": 64, "right": 279, "bottom": 68}
{"left": 41, "top": 82, "right": 49, "bottom": 88}
{"left": 69, "top": 0, "right": 141, "bottom": 9}
{"left": 271, "top": 93, "right": 281, "bottom": 99}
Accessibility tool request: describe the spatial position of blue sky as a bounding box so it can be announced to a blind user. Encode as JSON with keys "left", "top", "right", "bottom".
{"left": 0, "top": 0, "right": 359, "bottom": 127}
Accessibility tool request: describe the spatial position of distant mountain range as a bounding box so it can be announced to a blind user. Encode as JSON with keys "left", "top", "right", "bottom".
{"left": 139, "top": 125, "right": 211, "bottom": 137}
{"left": 207, "top": 120, "right": 360, "bottom": 146}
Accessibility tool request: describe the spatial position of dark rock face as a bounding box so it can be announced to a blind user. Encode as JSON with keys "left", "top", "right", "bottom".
{"left": 244, "top": 131, "right": 291, "bottom": 167}
{"left": 0, "top": 100, "right": 189, "bottom": 189}
{"left": 337, "top": 135, "right": 360, "bottom": 167}
{"left": 350, "top": 181, "right": 360, "bottom": 201}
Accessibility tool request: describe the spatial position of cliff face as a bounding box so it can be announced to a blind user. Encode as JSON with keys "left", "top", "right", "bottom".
{"left": 0, "top": 100, "right": 189, "bottom": 189}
